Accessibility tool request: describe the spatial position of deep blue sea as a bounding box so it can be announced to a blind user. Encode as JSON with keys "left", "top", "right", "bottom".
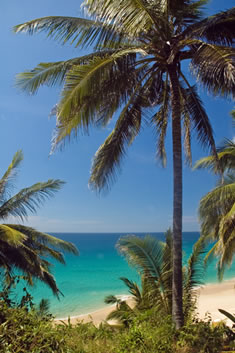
{"left": 20, "top": 232, "right": 235, "bottom": 318}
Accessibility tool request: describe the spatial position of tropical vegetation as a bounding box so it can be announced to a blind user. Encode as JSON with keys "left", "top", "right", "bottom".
{"left": 14, "top": 1, "right": 235, "bottom": 327}
{"left": 0, "top": 295, "right": 234, "bottom": 353}
{"left": 104, "top": 231, "right": 205, "bottom": 326}
{"left": 195, "top": 110, "right": 235, "bottom": 280}
{"left": 0, "top": 150, "right": 78, "bottom": 295}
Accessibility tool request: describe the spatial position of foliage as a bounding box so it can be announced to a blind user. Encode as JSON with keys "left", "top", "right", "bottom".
{"left": 0, "top": 301, "right": 234, "bottom": 353}
{"left": 14, "top": 0, "right": 235, "bottom": 328}
{"left": 105, "top": 231, "right": 206, "bottom": 325}
{"left": 115, "top": 315, "right": 175, "bottom": 353}
{"left": 195, "top": 111, "right": 235, "bottom": 279}
{"left": 0, "top": 150, "right": 78, "bottom": 295}
{"left": 12, "top": 3, "right": 235, "bottom": 187}
{"left": 218, "top": 308, "right": 235, "bottom": 324}
{"left": 0, "top": 302, "right": 68, "bottom": 353}
{"left": 176, "top": 318, "right": 226, "bottom": 353}
{"left": 0, "top": 274, "right": 35, "bottom": 312}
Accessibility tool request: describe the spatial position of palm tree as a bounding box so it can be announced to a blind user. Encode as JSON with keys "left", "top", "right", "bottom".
{"left": 14, "top": 2, "right": 235, "bottom": 327}
{"left": 195, "top": 111, "right": 235, "bottom": 280}
{"left": 0, "top": 150, "right": 78, "bottom": 295}
{"left": 194, "top": 111, "right": 235, "bottom": 176}
{"left": 104, "top": 231, "right": 205, "bottom": 325}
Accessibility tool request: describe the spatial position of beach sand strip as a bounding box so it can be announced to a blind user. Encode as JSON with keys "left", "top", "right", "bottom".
{"left": 54, "top": 280, "right": 235, "bottom": 327}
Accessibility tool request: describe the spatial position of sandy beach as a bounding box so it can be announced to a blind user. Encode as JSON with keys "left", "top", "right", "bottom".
{"left": 196, "top": 279, "right": 235, "bottom": 325}
{"left": 54, "top": 279, "right": 235, "bottom": 326}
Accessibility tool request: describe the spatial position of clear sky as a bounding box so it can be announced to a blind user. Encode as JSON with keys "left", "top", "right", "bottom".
{"left": 0, "top": 0, "right": 234, "bottom": 233}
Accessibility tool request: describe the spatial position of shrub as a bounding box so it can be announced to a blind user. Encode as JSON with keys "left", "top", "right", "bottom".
{"left": 175, "top": 318, "right": 226, "bottom": 353}
{"left": 0, "top": 302, "right": 69, "bottom": 353}
{"left": 0, "top": 300, "right": 234, "bottom": 353}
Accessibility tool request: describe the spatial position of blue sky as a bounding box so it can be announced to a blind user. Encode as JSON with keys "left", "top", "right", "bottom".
{"left": 0, "top": 0, "right": 234, "bottom": 233}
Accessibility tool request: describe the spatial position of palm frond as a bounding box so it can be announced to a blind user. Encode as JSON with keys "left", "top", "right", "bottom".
{"left": 51, "top": 48, "right": 146, "bottom": 152}
{"left": 0, "top": 224, "right": 27, "bottom": 247}
{"left": 184, "top": 236, "right": 206, "bottom": 290}
{"left": 51, "top": 56, "right": 149, "bottom": 153}
{"left": 194, "top": 155, "right": 219, "bottom": 173}
{"left": 6, "top": 224, "right": 78, "bottom": 256}
{"left": 16, "top": 53, "right": 116, "bottom": 94}
{"left": 117, "top": 235, "right": 166, "bottom": 289}
{"left": 37, "top": 298, "right": 51, "bottom": 317}
{"left": 58, "top": 48, "right": 145, "bottom": 117}
{"left": 194, "top": 145, "right": 235, "bottom": 178}
{"left": 38, "top": 269, "right": 60, "bottom": 296}
{"left": 0, "top": 179, "right": 65, "bottom": 220}
{"left": 169, "top": 0, "right": 208, "bottom": 28}
{"left": 83, "top": 0, "right": 161, "bottom": 40}
{"left": 183, "top": 236, "right": 206, "bottom": 319}
{"left": 218, "top": 229, "right": 235, "bottom": 271}
{"left": 190, "top": 43, "right": 235, "bottom": 99}
{"left": 199, "top": 183, "right": 235, "bottom": 221}
{"left": 216, "top": 140, "right": 235, "bottom": 171}
{"left": 120, "top": 277, "right": 142, "bottom": 305}
{"left": 218, "top": 309, "right": 235, "bottom": 324}
{"left": 104, "top": 295, "right": 121, "bottom": 305}
{"left": 105, "top": 301, "right": 134, "bottom": 325}
{"left": 14, "top": 16, "right": 127, "bottom": 50}
{"left": 179, "top": 77, "right": 217, "bottom": 158}
{"left": 183, "top": 7, "right": 235, "bottom": 46}
{"left": 152, "top": 75, "right": 170, "bottom": 167}
{"left": 0, "top": 153, "right": 78, "bottom": 296}
{"left": 199, "top": 172, "right": 235, "bottom": 280}
{"left": 231, "top": 109, "right": 235, "bottom": 124}
{"left": 0, "top": 234, "right": 61, "bottom": 295}
{"left": 88, "top": 81, "right": 147, "bottom": 191}
{"left": 0, "top": 150, "right": 23, "bottom": 205}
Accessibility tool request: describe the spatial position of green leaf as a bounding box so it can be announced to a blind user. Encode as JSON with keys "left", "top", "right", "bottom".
{"left": 14, "top": 16, "right": 127, "bottom": 49}
{"left": 191, "top": 43, "right": 235, "bottom": 99}
{"left": 218, "top": 308, "right": 235, "bottom": 323}
{"left": 0, "top": 179, "right": 65, "bottom": 221}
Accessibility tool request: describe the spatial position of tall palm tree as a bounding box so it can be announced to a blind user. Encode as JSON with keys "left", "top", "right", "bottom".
{"left": 14, "top": 2, "right": 235, "bottom": 327}
{"left": 195, "top": 111, "right": 235, "bottom": 280}
{"left": 0, "top": 150, "right": 78, "bottom": 295}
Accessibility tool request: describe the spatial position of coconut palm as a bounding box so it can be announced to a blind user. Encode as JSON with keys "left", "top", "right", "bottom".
{"left": 14, "top": 2, "right": 235, "bottom": 327}
{"left": 195, "top": 111, "right": 235, "bottom": 280}
{"left": 198, "top": 173, "right": 235, "bottom": 280}
{"left": 0, "top": 150, "right": 78, "bottom": 295}
{"left": 104, "top": 231, "right": 205, "bottom": 325}
{"left": 194, "top": 111, "right": 235, "bottom": 177}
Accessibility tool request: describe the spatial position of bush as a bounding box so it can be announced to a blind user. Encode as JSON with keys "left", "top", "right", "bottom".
{"left": 0, "top": 302, "right": 69, "bottom": 353}
{"left": 175, "top": 318, "right": 226, "bottom": 353}
{"left": 0, "top": 300, "right": 234, "bottom": 353}
{"left": 115, "top": 314, "right": 175, "bottom": 353}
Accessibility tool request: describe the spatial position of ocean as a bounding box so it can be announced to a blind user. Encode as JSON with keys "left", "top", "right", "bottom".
{"left": 22, "top": 232, "right": 235, "bottom": 318}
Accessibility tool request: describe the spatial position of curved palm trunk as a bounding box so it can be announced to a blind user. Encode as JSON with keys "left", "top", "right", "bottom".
{"left": 168, "top": 64, "right": 184, "bottom": 329}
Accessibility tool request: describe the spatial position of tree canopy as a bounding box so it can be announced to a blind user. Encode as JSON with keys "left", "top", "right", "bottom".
{"left": 14, "top": 1, "right": 235, "bottom": 327}
{"left": 195, "top": 111, "right": 235, "bottom": 280}
{"left": 0, "top": 150, "right": 78, "bottom": 295}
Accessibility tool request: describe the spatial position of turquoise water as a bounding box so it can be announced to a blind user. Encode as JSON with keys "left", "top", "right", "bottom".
{"left": 21, "top": 232, "right": 235, "bottom": 318}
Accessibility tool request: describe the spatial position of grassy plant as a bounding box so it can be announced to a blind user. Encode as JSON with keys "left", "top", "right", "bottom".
{"left": 0, "top": 299, "right": 234, "bottom": 353}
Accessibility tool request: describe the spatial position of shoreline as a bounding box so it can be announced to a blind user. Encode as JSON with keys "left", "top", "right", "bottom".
{"left": 196, "top": 279, "right": 235, "bottom": 324}
{"left": 54, "top": 295, "right": 134, "bottom": 326}
{"left": 54, "top": 279, "right": 235, "bottom": 326}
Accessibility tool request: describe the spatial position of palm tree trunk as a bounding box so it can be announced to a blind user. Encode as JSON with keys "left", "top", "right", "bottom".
{"left": 168, "top": 64, "right": 184, "bottom": 329}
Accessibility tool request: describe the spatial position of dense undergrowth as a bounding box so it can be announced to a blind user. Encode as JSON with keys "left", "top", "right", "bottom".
{"left": 0, "top": 302, "right": 234, "bottom": 353}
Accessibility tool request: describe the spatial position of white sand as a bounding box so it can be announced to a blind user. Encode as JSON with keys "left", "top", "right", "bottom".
{"left": 196, "top": 279, "right": 235, "bottom": 325}
{"left": 54, "top": 280, "right": 235, "bottom": 326}
{"left": 54, "top": 296, "right": 134, "bottom": 326}
{"left": 54, "top": 304, "right": 119, "bottom": 326}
